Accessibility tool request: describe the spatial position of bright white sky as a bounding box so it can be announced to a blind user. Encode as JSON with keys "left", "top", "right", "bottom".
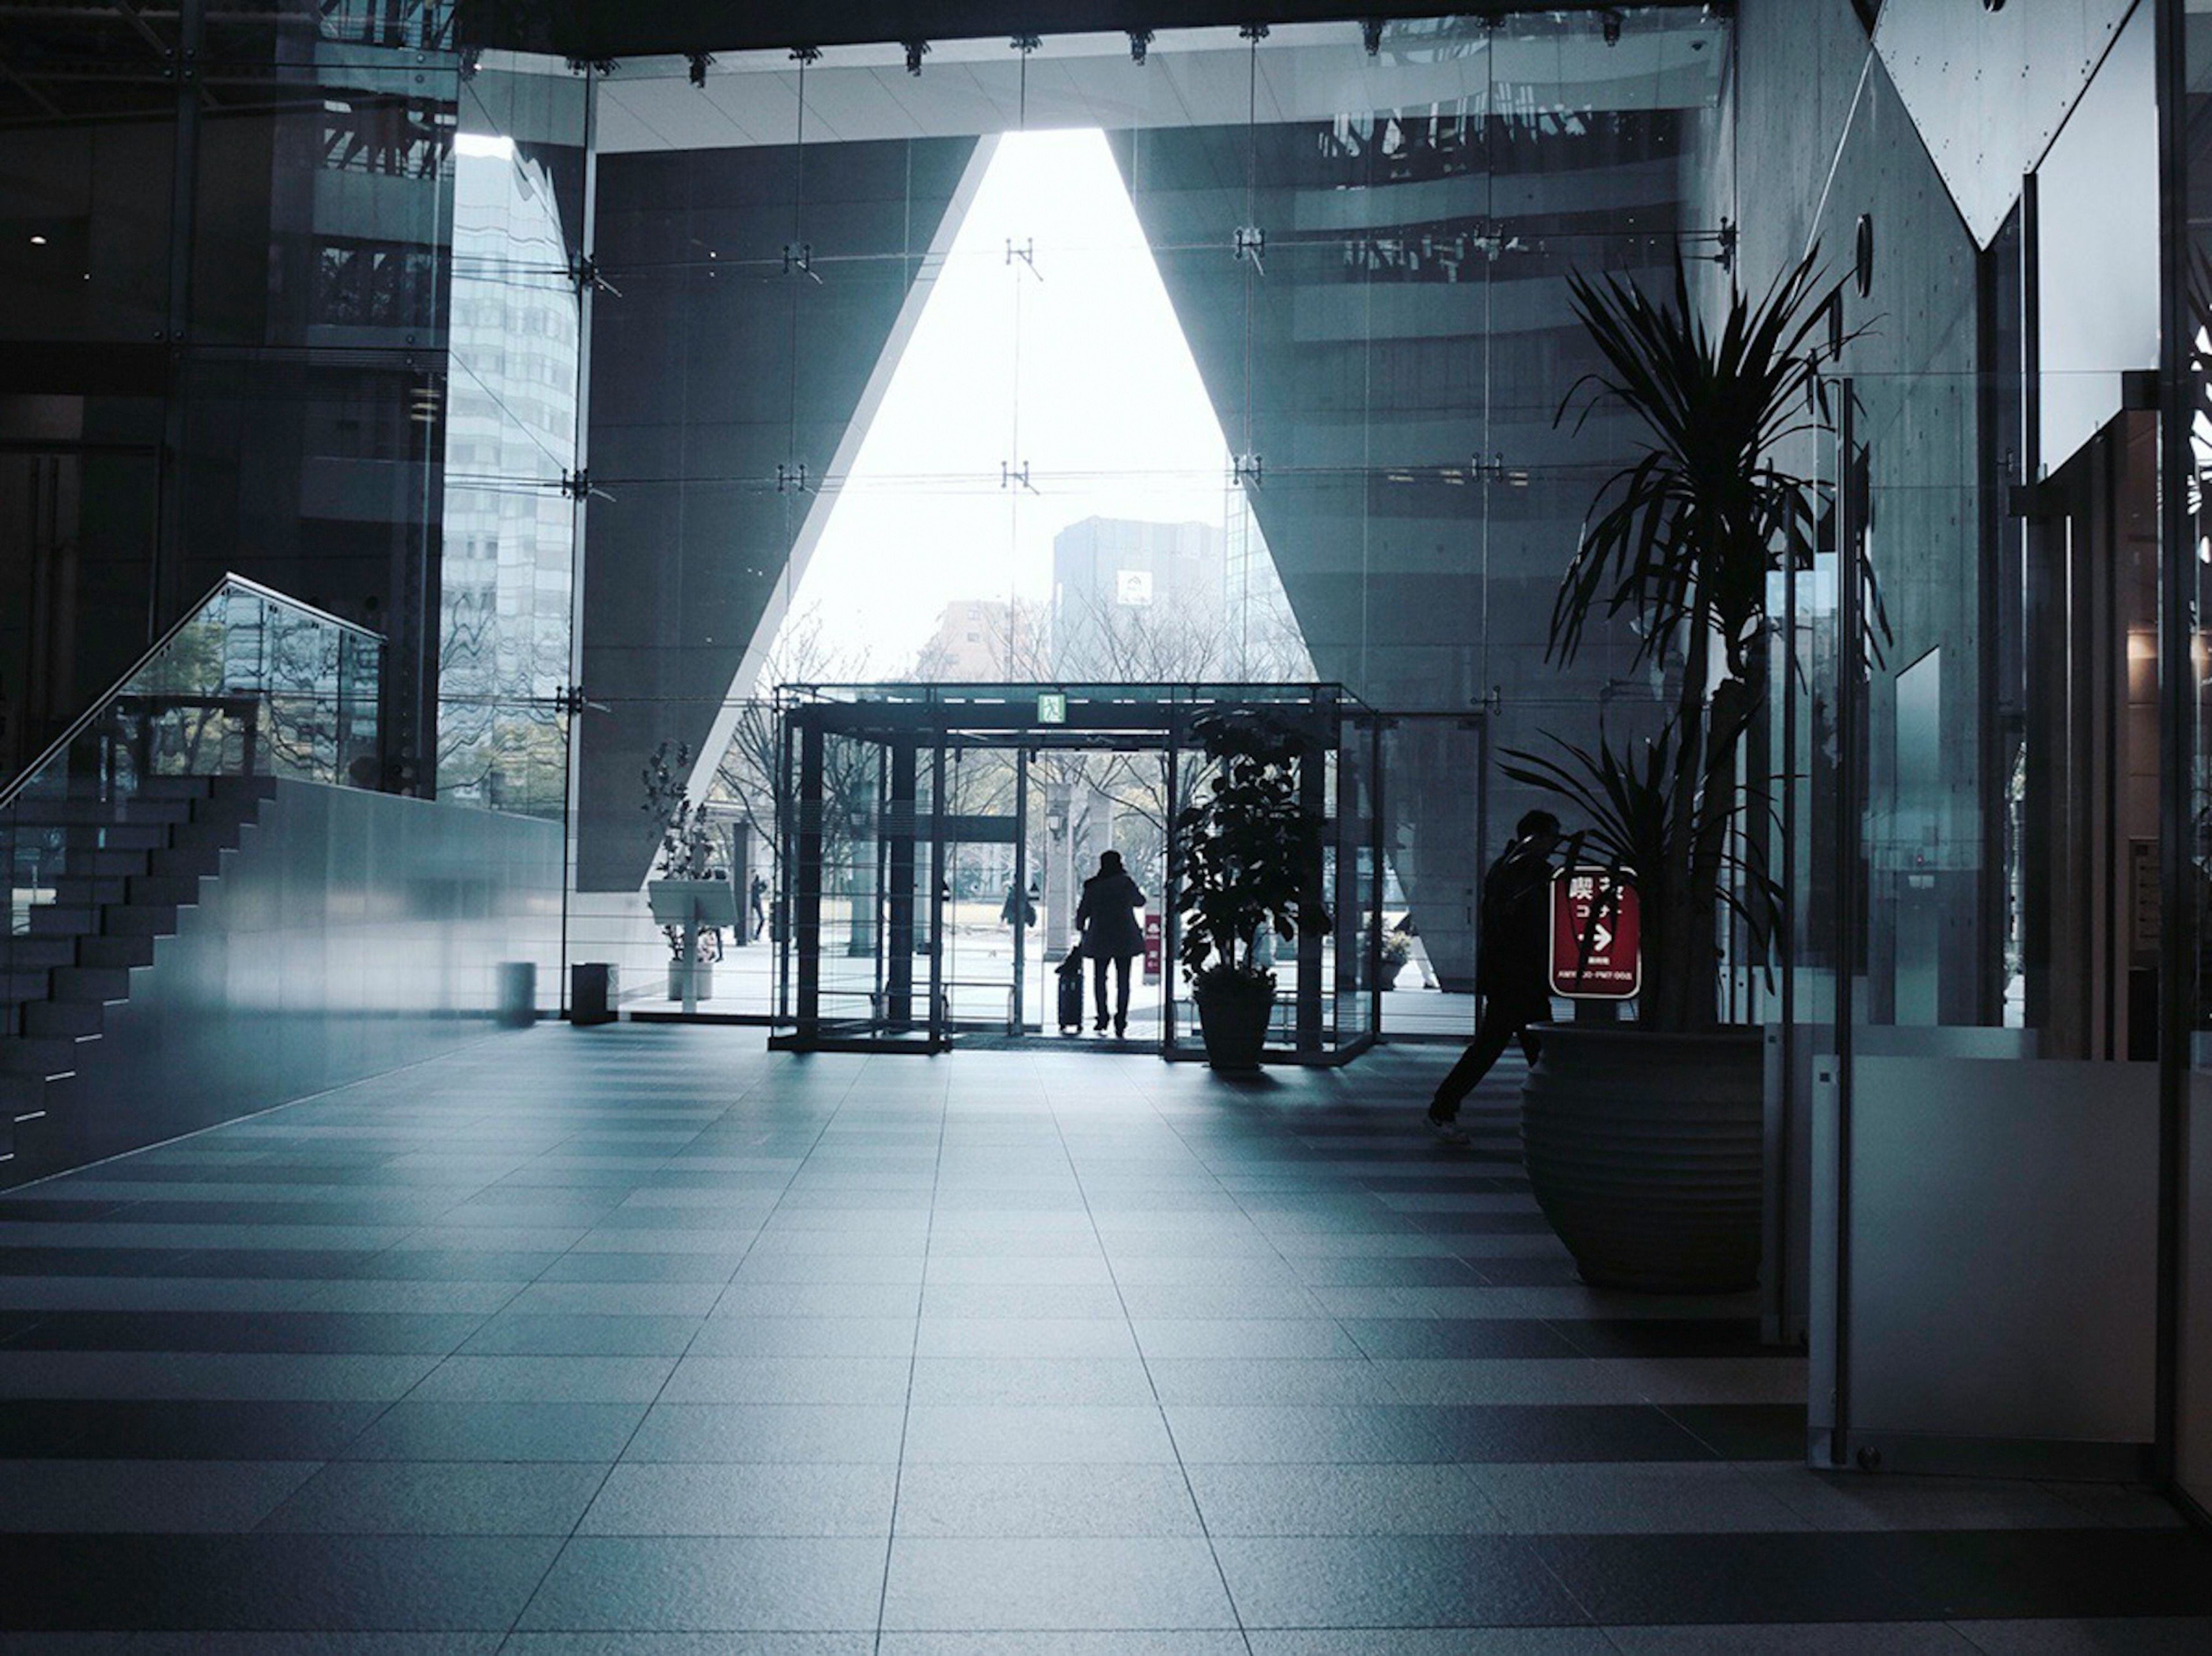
{"left": 771, "top": 127, "right": 1240, "bottom": 670}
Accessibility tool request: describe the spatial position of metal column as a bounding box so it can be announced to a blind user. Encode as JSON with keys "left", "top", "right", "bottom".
{"left": 885, "top": 739, "right": 918, "bottom": 1026}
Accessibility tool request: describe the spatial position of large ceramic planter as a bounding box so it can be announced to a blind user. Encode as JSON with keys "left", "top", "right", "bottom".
{"left": 1192, "top": 973, "right": 1275, "bottom": 1071}
{"left": 666, "top": 961, "right": 714, "bottom": 1003}
{"left": 1520, "top": 1023, "right": 1762, "bottom": 1293}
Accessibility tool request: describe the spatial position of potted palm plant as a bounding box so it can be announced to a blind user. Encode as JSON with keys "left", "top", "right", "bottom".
{"left": 1502, "top": 251, "right": 1861, "bottom": 1292}
{"left": 1172, "top": 709, "right": 1331, "bottom": 1071}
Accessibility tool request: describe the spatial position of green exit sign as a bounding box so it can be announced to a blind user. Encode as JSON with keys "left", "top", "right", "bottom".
{"left": 1037, "top": 691, "right": 1068, "bottom": 725}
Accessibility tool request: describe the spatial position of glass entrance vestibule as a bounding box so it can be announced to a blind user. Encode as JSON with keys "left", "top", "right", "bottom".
{"left": 769, "top": 683, "right": 1381, "bottom": 1061}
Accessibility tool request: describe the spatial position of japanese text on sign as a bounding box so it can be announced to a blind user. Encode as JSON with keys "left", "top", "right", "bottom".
{"left": 1550, "top": 867, "right": 1642, "bottom": 1000}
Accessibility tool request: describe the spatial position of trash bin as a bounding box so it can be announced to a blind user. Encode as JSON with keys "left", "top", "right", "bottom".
{"left": 496, "top": 961, "right": 537, "bottom": 1029}
{"left": 570, "top": 962, "right": 618, "bottom": 1026}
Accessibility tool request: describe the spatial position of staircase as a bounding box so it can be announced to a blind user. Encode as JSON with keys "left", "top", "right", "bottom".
{"left": 0, "top": 776, "right": 276, "bottom": 1169}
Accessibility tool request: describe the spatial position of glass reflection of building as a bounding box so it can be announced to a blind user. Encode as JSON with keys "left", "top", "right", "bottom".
{"left": 435, "top": 128, "right": 579, "bottom": 815}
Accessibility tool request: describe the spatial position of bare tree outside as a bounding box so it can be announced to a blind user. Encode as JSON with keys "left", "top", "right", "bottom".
{"left": 706, "top": 602, "right": 885, "bottom": 954}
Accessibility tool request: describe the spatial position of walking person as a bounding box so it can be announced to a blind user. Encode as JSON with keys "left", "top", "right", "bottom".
{"left": 748, "top": 875, "right": 767, "bottom": 942}
{"left": 1426, "top": 809, "right": 1562, "bottom": 1141}
{"left": 1075, "top": 849, "right": 1146, "bottom": 1037}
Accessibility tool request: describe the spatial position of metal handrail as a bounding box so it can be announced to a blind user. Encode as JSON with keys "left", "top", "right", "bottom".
{"left": 217, "top": 572, "right": 385, "bottom": 644}
{"left": 0, "top": 572, "right": 385, "bottom": 811}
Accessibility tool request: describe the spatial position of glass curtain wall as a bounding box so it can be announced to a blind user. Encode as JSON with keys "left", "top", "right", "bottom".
{"left": 435, "top": 57, "right": 590, "bottom": 819}
{"left": 569, "top": 10, "right": 1733, "bottom": 1023}
{"left": 0, "top": 2, "right": 457, "bottom": 786}
{"left": 0, "top": 3, "right": 578, "bottom": 833}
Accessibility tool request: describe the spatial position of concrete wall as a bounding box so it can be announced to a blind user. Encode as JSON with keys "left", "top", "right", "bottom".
{"left": 10, "top": 781, "right": 561, "bottom": 1185}
{"left": 1724, "top": 0, "right": 1998, "bottom": 1034}
{"left": 578, "top": 135, "right": 978, "bottom": 890}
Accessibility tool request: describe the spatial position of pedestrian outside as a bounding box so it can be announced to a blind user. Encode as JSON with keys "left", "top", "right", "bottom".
{"left": 1075, "top": 849, "right": 1146, "bottom": 1037}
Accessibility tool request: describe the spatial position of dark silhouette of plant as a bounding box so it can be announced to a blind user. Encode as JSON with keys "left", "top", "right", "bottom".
{"left": 1172, "top": 709, "right": 1331, "bottom": 985}
{"left": 643, "top": 739, "right": 722, "bottom": 961}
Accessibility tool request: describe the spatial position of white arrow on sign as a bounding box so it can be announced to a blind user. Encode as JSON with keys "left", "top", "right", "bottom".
{"left": 1590, "top": 919, "right": 1612, "bottom": 954}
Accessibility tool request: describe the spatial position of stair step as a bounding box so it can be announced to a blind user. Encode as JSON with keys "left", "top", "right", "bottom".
{"left": 104, "top": 902, "right": 181, "bottom": 937}
{"left": 209, "top": 775, "right": 278, "bottom": 801}
{"left": 0, "top": 1071, "right": 44, "bottom": 1117}
{"left": 63, "top": 822, "right": 168, "bottom": 852}
{"left": 51, "top": 965, "right": 131, "bottom": 1002}
{"left": 193, "top": 786, "right": 263, "bottom": 815}
{"left": 0, "top": 970, "right": 52, "bottom": 1003}
{"left": 27, "top": 905, "right": 99, "bottom": 936}
{"left": 147, "top": 844, "right": 226, "bottom": 879}
{"left": 130, "top": 872, "right": 204, "bottom": 907}
{"left": 0, "top": 938, "right": 74, "bottom": 971}
{"left": 23, "top": 999, "right": 105, "bottom": 1038}
{"left": 6, "top": 796, "right": 194, "bottom": 828}
{"left": 62, "top": 848, "right": 151, "bottom": 877}
{"left": 78, "top": 935, "right": 154, "bottom": 970}
{"left": 1, "top": 1033, "right": 93, "bottom": 1079}
{"left": 165, "top": 820, "right": 250, "bottom": 856}
{"left": 52, "top": 875, "right": 130, "bottom": 908}
{"left": 136, "top": 776, "right": 218, "bottom": 800}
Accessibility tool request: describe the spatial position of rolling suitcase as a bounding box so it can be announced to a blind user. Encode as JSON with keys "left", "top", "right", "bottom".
{"left": 1055, "top": 949, "right": 1087, "bottom": 1035}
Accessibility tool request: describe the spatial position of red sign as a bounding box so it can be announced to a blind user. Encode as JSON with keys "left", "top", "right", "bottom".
{"left": 1142, "top": 912, "right": 1162, "bottom": 982}
{"left": 1550, "top": 867, "right": 1641, "bottom": 1000}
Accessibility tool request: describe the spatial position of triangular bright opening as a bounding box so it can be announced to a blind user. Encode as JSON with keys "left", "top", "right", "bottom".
{"left": 758, "top": 127, "right": 1310, "bottom": 685}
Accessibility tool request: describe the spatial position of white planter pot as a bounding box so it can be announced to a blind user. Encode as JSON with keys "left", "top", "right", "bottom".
{"left": 666, "top": 961, "right": 714, "bottom": 1003}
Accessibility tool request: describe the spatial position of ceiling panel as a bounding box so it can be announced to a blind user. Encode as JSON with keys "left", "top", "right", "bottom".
{"left": 590, "top": 16, "right": 1727, "bottom": 155}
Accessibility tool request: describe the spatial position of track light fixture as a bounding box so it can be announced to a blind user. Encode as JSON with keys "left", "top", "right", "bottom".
{"left": 686, "top": 52, "right": 713, "bottom": 87}
{"left": 1128, "top": 29, "right": 1153, "bottom": 65}
{"left": 903, "top": 39, "right": 929, "bottom": 75}
{"left": 1361, "top": 18, "right": 1384, "bottom": 57}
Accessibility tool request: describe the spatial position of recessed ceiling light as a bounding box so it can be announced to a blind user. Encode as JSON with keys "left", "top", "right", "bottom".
{"left": 29, "top": 233, "right": 48, "bottom": 245}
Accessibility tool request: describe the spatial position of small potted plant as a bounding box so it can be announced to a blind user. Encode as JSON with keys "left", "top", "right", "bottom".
{"left": 643, "top": 740, "right": 724, "bottom": 1001}
{"left": 1171, "top": 709, "right": 1331, "bottom": 1070}
{"left": 1379, "top": 928, "right": 1412, "bottom": 991}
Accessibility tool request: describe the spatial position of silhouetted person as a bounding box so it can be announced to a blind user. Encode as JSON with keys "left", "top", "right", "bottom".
{"left": 748, "top": 875, "right": 767, "bottom": 940}
{"left": 1000, "top": 880, "right": 1037, "bottom": 928}
{"left": 1426, "top": 809, "right": 1561, "bottom": 1141}
{"left": 1076, "top": 849, "right": 1146, "bottom": 1037}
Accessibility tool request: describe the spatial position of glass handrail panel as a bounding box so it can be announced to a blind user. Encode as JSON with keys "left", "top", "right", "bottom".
{"left": 2, "top": 574, "right": 385, "bottom": 937}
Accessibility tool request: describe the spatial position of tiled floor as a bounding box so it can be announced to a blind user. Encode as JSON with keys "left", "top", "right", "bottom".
{"left": 0, "top": 1026, "right": 2206, "bottom": 1653}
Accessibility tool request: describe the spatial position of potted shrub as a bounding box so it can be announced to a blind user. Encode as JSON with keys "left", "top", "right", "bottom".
{"left": 643, "top": 740, "right": 725, "bottom": 1002}
{"left": 1379, "top": 928, "right": 1412, "bottom": 992}
{"left": 1502, "top": 252, "right": 1861, "bottom": 1292}
{"left": 1172, "top": 709, "right": 1331, "bottom": 1070}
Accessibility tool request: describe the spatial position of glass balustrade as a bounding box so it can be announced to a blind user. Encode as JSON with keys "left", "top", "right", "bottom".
{"left": 1, "top": 574, "right": 383, "bottom": 935}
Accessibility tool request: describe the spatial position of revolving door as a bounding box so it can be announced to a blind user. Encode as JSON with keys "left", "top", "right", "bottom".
{"left": 768, "top": 683, "right": 1382, "bottom": 1061}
